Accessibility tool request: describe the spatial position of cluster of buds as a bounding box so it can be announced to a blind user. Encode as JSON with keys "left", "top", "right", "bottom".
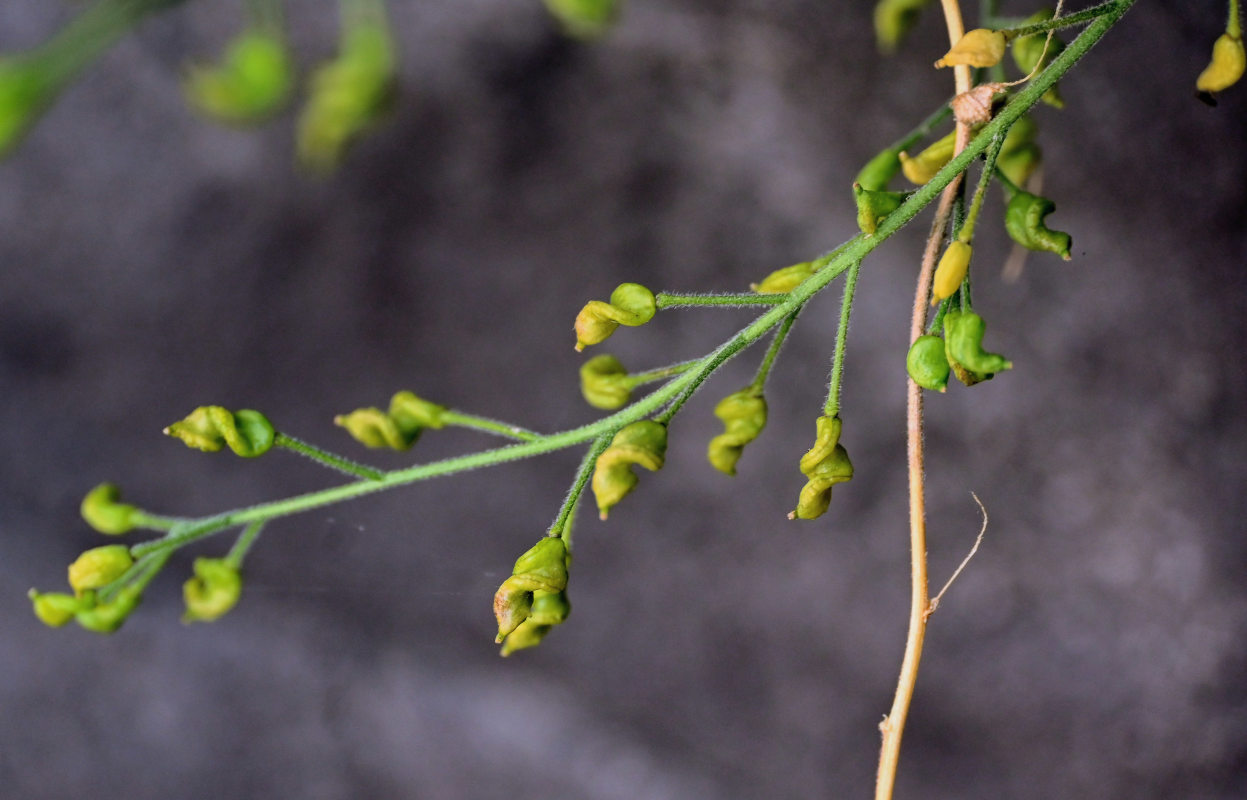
{"left": 29, "top": 545, "right": 141, "bottom": 634}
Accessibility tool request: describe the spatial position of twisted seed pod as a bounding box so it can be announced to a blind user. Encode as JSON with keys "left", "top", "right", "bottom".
{"left": 854, "top": 183, "right": 912, "bottom": 235}
{"left": 543, "top": 0, "right": 620, "bottom": 39}
{"left": 873, "top": 0, "right": 933, "bottom": 53}
{"left": 899, "top": 130, "right": 955, "bottom": 185}
{"left": 183, "top": 558, "right": 243, "bottom": 623}
{"left": 165, "top": 407, "right": 276, "bottom": 457}
{"left": 580, "top": 354, "right": 632, "bottom": 410}
{"left": 1004, "top": 190, "right": 1071, "bottom": 260}
{"left": 794, "top": 415, "right": 854, "bottom": 520}
{"left": 932, "top": 240, "right": 972, "bottom": 303}
{"left": 184, "top": 31, "right": 292, "bottom": 125}
{"left": 707, "top": 389, "right": 768, "bottom": 476}
{"left": 907, "top": 335, "right": 951, "bottom": 392}
{"left": 80, "top": 483, "right": 138, "bottom": 535}
{"left": 592, "top": 420, "right": 667, "bottom": 519}
{"left": 1197, "top": 33, "right": 1245, "bottom": 93}
{"left": 574, "top": 283, "right": 656, "bottom": 351}
{"left": 750, "top": 261, "right": 816, "bottom": 294}
{"left": 935, "top": 28, "right": 1007, "bottom": 69}
{"left": 944, "top": 310, "right": 1012, "bottom": 381}
{"left": 335, "top": 391, "right": 447, "bottom": 450}
{"left": 493, "top": 537, "right": 570, "bottom": 656}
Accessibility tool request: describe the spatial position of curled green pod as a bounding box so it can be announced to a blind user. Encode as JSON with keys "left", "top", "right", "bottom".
{"left": 542, "top": 0, "right": 621, "bottom": 39}
{"left": 855, "top": 147, "right": 902, "bottom": 192}
{"left": 335, "top": 391, "right": 447, "bottom": 450}
{"left": 574, "top": 283, "right": 656, "bottom": 352}
{"left": 997, "top": 116, "right": 1041, "bottom": 188}
{"left": 873, "top": 0, "right": 933, "bottom": 54}
{"left": 906, "top": 335, "right": 950, "bottom": 392}
{"left": 943, "top": 310, "right": 1011, "bottom": 381}
{"left": 591, "top": 420, "right": 667, "bottom": 519}
{"left": 493, "top": 537, "right": 570, "bottom": 656}
{"left": 182, "top": 558, "right": 243, "bottom": 623}
{"left": 1004, "top": 190, "right": 1072, "bottom": 260}
{"left": 750, "top": 261, "right": 816, "bottom": 294}
{"left": 184, "top": 30, "right": 292, "bottom": 125}
{"left": 899, "top": 130, "right": 955, "bottom": 185}
{"left": 793, "top": 415, "right": 854, "bottom": 520}
{"left": 29, "top": 590, "right": 81, "bottom": 628}
{"left": 1011, "top": 10, "right": 1066, "bottom": 108}
{"left": 165, "top": 406, "right": 276, "bottom": 457}
{"left": 80, "top": 483, "right": 138, "bottom": 535}
{"left": 296, "top": 22, "right": 396, "bottom": 173}
{"left": 75, "top": 585, "right": 142, "bottom": 635}
{"left": 580, "top": 354, "right": 632, "bottom": 410}
{"left": 67, "top": 545, "right": 133, "bottom": 596}
{"left": 854, "top": 183, "right": 912, "bottom": 235}
{"left": 707, "top": 388, "right": 768, "bottom": 476}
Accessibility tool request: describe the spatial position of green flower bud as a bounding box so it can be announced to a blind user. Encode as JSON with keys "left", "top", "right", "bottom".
{"left": 854, "top": 183, "right": 912, "bottom": 235}
{"left": 1004, "top": 189, "right": 1071, "bottom": 260}
{"left": 165, "top": 407, "right": 276, "bottom": 457}
{"left": 80, "top": 483, "right": 139, "bottom": 535}
{"left": 296, "top": 22, "right": 396, "bottom": 173}
{"left": 184, "top": 30, "right": 293, "bottom": 125}
{"left": 493, "top": 537, "right": 570, "bottom": 655}
{"left": 29, "top": 589, "right": 80, "bottom": 628}
{"left": 932, "top": 240, "right": 972, "bottom": 304}
{"left": 707, "top": 388, "right": 767, "bottom": 476}
{"left": 750, "top": 262, "right": 816, "bottom": 294}
{"left": 335, "top": 390, "right": 447, "bottom": 450}
{"left": 935, "top": 28, "right": 1007, "bottom": 69}
{"left": 855, "top": 147, "right": 902, "bottom": 192}
{"left": 943, "top": 309, "right": 1011, "bottom": 382}
{"left": 906, "top": 335, "right": 950, "bottom": 392}
{"left": 1197, "top": 32, "right": 1246, "bottom": 93}
{"left": 75, "top": 586, "right": 142, "bottom": 635}
{"left": 1011, "top": 10, "right": 1066, "bottom": 108}
{"left": 591, "top": 420, "right": 667, "bottom": 519}
{"left": 873, "top": 0, "right": 933, "bottom": 54}
{"left": 182, "top": 558, "right": 243, "bottom": 623}
{"left": 997, "top": 116, "right": 1041, "bottom": 188}
{"left": 542, "top": 0, "right": 620, "bottom": 39}
{"left": 0, "top": 58, "right": 54, "bottom": 159}
{"left": 793, "top": 415, "right": 853, "bottom": 520}
{"left": 573, "top": 283, "right": 656, "bottom": 352}
{"left": 579, "top": 354, "right": 632, "bottom": 410}
{"left": 67, "top": 545, "right": 134, "bottom": 596}
{"left": 899, "top": 130, "right": 955, "bottom": 185}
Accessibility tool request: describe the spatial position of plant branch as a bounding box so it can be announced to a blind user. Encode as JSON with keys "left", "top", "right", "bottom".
{"left": 655, "top": 292, "right": 786, "bottom": 309}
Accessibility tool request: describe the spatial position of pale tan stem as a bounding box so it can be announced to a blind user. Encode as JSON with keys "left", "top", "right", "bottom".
{"left": 874, "top": 2, "right": 972, "bottom": 798}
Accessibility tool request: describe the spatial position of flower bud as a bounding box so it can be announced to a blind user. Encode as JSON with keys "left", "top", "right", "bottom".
{"left": 29, "top": 590, "right": 80, "bottom": 628}
{"left": 1197, "top": 32, "right": 1246, "bottom": 93}
{"left": 707, "top": 388, "right": 767, "bottom": 476}
{"left": 591, "top": 420, "right": 667, "bottom": 519}
{"left": 75, "top": 586, "right": 142, "bottom": 634}
{"left": 794, "top": 415, "right": 854, "bottom": 520}
{"left": 574, "top": 283, "right": 657, "bottom": 351}
{"left": 182, "top": 558, "right": 243, "bottom": 623}
{"left": 931, "top": 240, "right": 972, "bottom": 304}
{"left": 874, "top": 0, "right": 933, "bottom": 54}
{"left": 580, "top": 354, "right": 632, "bottom": 410}
{"left": 750, "top": 261, "right": 816, "bottom": 294}
{"left": 184, "top": 30, "right": 292, "bottom": 124}
{"left": 80, "top": 483, "right": 139, "bottom": 535}
{"left": 855, "top": 147, "right": 902, "bottom": 192}
{"left": 493, "top": 537, "right": 570, "bottom": 655}
{"left": 165, "top": 407, "right": 276, "bottom": 457}
{"left": 935, "top": 29, "right": 1007, "bottom": 69}
{"left": 335, "top": 391, "right": 447, "bottom": 450}
{"left": 854, "top": 183, "right": 912, "bottom": 235}
{"left": 1004, "top": 190, "right": 1071, "bottom": 260}
{"left": 943, "top": 309, "right": 1011, "bottom": 381}
{"left": 1011, "top": 10, "right": 1066, "bottom": 108}
{"left": 68, "top": 545, "right": 134, "bottom": 596}
{"left": 906, "top": 335, "right": 950, "bottom": 392}
{"left": 899, "top": 130, "right": 955, "bottom": 185}
{"left": 542, "top": 0, "right": 620, "bottom": 39}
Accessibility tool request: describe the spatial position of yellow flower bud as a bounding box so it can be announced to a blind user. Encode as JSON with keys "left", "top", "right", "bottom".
{"left": 1197, "top": 33, "right": 1246, "bottom": 93}
{"left": 165, "top": 406, "right": 276, "bottom": 457}
{"left": 182, "top": 558, "right": 243, "bottom": 623}
{"left": 29, "top": 590, "right": 80, "bottom": 628}
{"left": 750, "top": 262, "right": 816, "bottom": 294}
{"left": 68, "top": 545, "right": 134, "bottom": 596}
{"left": 932, "top": 240, "right": 972, "bottom": 304}
{"left": 80, "top": 483, "right": 139, "bottom": 535}
{"left": 707, "top": 388, "right": 767, "bottom": 476}
{"left": 793, "top": 415, "right": 853, "bottom": 520}
{"left": 573, "top": 283, "right": 656, "bottom": 351}
{"left": 591, "top": 420, "right": 667, "bottom": 519}
{"left": 899, "top": 130, "right": 956, "bottom": 185}
{"left": 935, "top": 29, "right": 1007, "bottom": 69}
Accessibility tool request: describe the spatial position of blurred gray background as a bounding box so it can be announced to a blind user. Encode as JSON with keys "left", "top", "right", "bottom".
{"left": 2, "top": 1, "right": 1245, "bottom": 798}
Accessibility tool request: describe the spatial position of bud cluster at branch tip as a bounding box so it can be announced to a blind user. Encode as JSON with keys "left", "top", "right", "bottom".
{"left": 493, "top": 537, "right": 570, "bottom": 656}
{"left": 592, "top": 420, "right": 667, "bottom": 519}
{"left": 335, "top": 390, "right": 447, "bottom": 450}
{"left": 707, "top": 388, "right": 768, "bottom": 476}
{"left": 574, "top": 282, "right": 656, "bottom": 351}
{"left": 31, "top": 545, "right": 143, "bottom": 634}
{"left": 164, "top": 406, "right": 276, "bottom": 457}
{"left": 184, "top": 30, "right": 292, "bottom": 124}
